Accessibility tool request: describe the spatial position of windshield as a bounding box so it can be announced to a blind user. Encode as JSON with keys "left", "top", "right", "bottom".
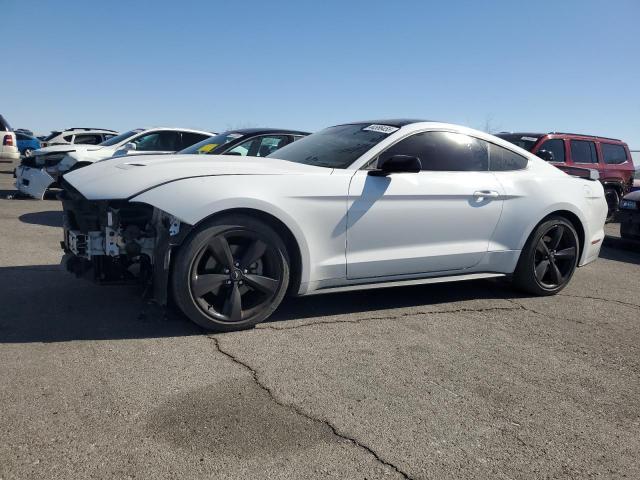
{"left": 494, "top": 134, "right": 540, "bottom": 152}
{"left": 178, "top": 132, "right": 245, "bottom": 154}
{"left": 267, "top": 124, "right": 396, "bottom": 168}
{"left": 99, "top": 129, "right": 143, "bottom": 147}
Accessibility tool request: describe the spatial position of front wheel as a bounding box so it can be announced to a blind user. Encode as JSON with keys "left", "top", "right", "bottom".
{"left": 513, "top": 217, "right": 580, "bottom": 296}
{"left": 171, "top": 215, "right": 290, "bottom": 332}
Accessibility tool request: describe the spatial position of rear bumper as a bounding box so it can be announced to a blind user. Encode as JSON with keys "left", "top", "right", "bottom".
{"left": 15, "top": 165, "right": 55, "bottom": 199}
{"left": 618, "top": 210, "right": 640, "bottom": 240}
{"left": 580, "top": 228, "right": 605, "bottom": 266}
{"left": 0, "top": 150, "right": 20, "bottom": 161}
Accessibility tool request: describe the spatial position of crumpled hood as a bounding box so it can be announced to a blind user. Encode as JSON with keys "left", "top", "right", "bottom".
{"left": 63, "top": 154, "right": 332, "bottom": 200}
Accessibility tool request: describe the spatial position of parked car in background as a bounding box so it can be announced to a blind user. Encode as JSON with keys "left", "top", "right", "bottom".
{"left": 15, "top": 127, "right": 213, "bottom": 198}
{"left": 15, "top": 132, "right": 41, "bottom": 157}
{"left": 60, "top": 120, "right": 607, "bottom": 332}
{"left": 15, "top": 128, "right": 34, "bottom": 137}
{"left": 496, "top": 132, "right": 635, "bottom": 220}
{"left": 632, "top": 151, "right": 639, "bottom": 190}
{"left": 40, "top": 128, "right": 118, "bottom": 147}
{"left": 180, "top": 128, "right": 310, "bottom": 157}
{"left": 0, "top": 114, "right": 19, "bottom": 162}
{"left": 618, "top": 190, "right": 640, "bottom": 241}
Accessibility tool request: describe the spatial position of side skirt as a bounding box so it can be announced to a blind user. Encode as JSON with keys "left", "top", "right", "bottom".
{"left": 304, "top": 272, "right": 506, "bottom": 296}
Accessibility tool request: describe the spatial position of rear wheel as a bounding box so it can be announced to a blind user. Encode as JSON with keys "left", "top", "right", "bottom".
{"left": 171, "top": 215, "right": 290, "bottom": 331}
{"left": 513, "top": 217, "right": 579, "bottom": 296}
{"left": 604, "top": 188, "right": 620, "bottom": 222}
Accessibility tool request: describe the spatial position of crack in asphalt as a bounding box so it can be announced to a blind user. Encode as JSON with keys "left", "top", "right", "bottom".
{"left": 558, "top": 293, "right": 640, "bottom": 310}
{"left": 209, "top": 336, "right": 414, "bottom": 480}
{"left": 258, "top": 305, "right": 524, "bottom": 331}
{"left": 206, "top": 295, "right": 635, "bottom": 478}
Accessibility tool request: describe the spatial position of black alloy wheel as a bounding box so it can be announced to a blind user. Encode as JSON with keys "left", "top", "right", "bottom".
{"left": 532, "top": 223, "right": 578, "bottom": 289}
{"left": 172, "top": 215, "right": 289, "bottom": 331}
{"left": 513, "top": 216, "right": 579, "bottom": 296}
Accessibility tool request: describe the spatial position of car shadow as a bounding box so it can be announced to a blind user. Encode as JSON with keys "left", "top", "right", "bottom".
{"left": 0, "top": 264, "right": 522, "bottom": 344}
{"left": 0, "top": 265, "right": 202, "bottom": 343}
{"left": 269, "top": 278, "right": 515, "bottom": 322}
{"left": 19, "top": 210, "right": 63, "bottom": 227}
{"left": 599, "top": 244, "right": 640, "bottom": 265}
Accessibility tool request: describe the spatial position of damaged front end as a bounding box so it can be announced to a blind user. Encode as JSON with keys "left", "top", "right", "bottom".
{"left": 59, "top": 179, "right": 191, "bottom": 305}
{"left": 15, "top": 152, "right": 72, "bottom": 198}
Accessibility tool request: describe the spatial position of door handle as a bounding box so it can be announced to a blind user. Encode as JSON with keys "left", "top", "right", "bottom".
{"left": 473, "top": 190, "right": 501, "bottom": 199}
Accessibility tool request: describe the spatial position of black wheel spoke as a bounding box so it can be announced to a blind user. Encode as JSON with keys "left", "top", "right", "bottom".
{"left": 240, "top": 240, "right": 267, "bottom": 268}
{"left": 192, "top": 274, "right": 227, "bottom": 297}
{"left": 208, "top": 235, "right": 234, "bottom": 270}
{"left": 530, "top": 221, "right": 578, "bottom": 290}
{"left": 555, "top": 247, "right": 576, "bottom": 259}
{"left": 223, "top": 284, "right": 243, "bottom": 321}
{"left": 549, "top": 260, "right": 563, "bottom": 285}
{"left": 549, "top": 225, "right": 564, "bottom": 250}
{"left": 535, "top": 259, "right": 550, "bottom": 280}
{"left": 244, "top": 274, "right": 278, "bottom": 294}
{"left": 536, "top": 240, "right": 550, "bottom": 256}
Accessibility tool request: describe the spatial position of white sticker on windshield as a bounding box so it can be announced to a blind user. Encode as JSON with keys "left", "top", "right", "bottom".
{"left": 363, "top": 124, "right": 399, "bottom": 134}
{"left": 521, "top": 136, "right": 538, "bottom": 142}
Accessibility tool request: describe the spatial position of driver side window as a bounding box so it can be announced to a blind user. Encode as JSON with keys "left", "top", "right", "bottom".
{"left": 133, "top": 131, "right": 180, "bottom": 151}
{"left": 376, "top": 131, "right": 489, "bottom": 171}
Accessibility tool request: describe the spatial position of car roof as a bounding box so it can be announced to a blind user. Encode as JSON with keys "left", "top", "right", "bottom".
{"left": 338, "top": 119, "right": 433, "bottom": 128}
{"left": 222, "top": 128, "right": 311, "bottom": 136}
{"left": 498, "top": 131, "right": 625, "bottom": 143}
{"left": 138, "top": 127, "right": 214, "bottom": 134}
{"left": 496, "top": 132, "right": 545, "bottom": 138}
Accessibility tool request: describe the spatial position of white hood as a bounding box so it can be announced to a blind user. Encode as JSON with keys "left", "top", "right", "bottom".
{"left": 35, "top": 144, "right": 106, "bottom": 156}
{"left": 63, "top": 154, "right": 332, "bottom": 200}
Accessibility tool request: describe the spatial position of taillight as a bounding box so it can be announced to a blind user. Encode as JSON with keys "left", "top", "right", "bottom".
{"left": 3, "top": 134, "right": 14, "bottom": 146}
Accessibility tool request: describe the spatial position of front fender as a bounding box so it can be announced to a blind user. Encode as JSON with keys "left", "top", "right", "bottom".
{"left": 131, "top": 176, "right": 313, "bottom": 287}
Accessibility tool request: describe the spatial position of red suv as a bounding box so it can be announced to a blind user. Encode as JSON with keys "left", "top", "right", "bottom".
{"left": 496, "top": 132, "right": 635, "bottom": 219}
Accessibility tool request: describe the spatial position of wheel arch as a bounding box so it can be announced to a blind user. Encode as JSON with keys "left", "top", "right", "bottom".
{"left": 185, "top": 207, "right": 306, "bottom": 296}
{"left": 522, "top": 209, "right": 586, "bottom": 260}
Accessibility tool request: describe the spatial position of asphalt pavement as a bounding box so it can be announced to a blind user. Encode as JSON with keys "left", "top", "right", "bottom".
{"left": 1, "top": 161, "right": 639, "bottom": 479}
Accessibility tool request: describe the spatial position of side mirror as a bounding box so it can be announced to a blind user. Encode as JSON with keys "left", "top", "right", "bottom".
{"left": 369, "top": 155, "right": 422, "bottom": 176}
{"left": 536, "top": 149, "right": 555, "bottom": 162}
{"left": 124, "top": 142, "right": 137, "bottom": 151}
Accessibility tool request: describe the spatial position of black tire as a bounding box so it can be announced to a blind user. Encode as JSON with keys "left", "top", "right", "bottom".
{"left": 513, "top": 216, "right": 580, "bottom": 296}
{"left": 604, "top": 188, "right": 620, "bottom": 223}
{"left": 171, "top": 214, "right": 290, "bottom": 332}
{"left": 23, "top": 148, "right": 34, "bottom": 158}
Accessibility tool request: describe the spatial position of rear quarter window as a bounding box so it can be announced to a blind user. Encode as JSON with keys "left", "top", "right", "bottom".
{"left": 601, "top": 143, "right": 628, "bottom": 164}
{"left": 489, "top": 143, "right": 528, "bottom": 171}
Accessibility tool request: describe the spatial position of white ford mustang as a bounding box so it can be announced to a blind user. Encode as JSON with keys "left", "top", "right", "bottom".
{"left": 60, "top": 120, "right": 607, "bottom": 331}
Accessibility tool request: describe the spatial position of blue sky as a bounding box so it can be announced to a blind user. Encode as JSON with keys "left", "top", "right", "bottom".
{"left": 3, "top": 0, "right": 639, "bottom": 148}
